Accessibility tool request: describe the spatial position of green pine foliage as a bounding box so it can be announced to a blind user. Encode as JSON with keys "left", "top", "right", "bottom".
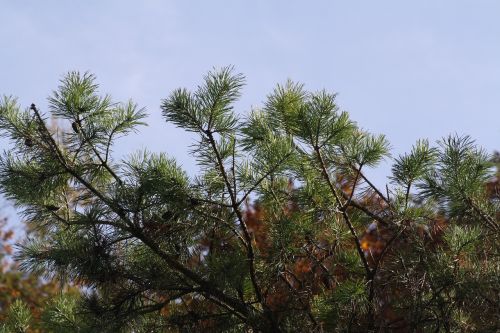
{"left": 0, "top": 68, "right": 498, "bottom": 332}
{"left": 0, "top": 300, "right": 32, "bottom": 333}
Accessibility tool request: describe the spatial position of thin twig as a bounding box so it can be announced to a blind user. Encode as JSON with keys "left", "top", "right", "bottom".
{"left": 192, "top": 206, "right": 246, "bottom": 247}
{"left": 237, "top": 152, "right": 292, "bottom": 206}
{"left": 279, "top": 273, "right": 318, "bottom": 328}
{"left": 357, "top": 169, "right": 391, "bottom": 206}
{"left": 342, "top": 164, "right": 363, "bottom": 210}
{"left": 313, "top": 146, "right": 371, "bottom": 277}
{"left": 75, "top": 119, "right": 123, "bottom": 185}
{"left": 205, "top": 130, "right": 263, "bottom": 304}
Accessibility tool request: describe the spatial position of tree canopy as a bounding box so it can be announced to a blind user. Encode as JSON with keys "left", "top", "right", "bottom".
{"left": 0, "top": 68, "right": 498, "bottom": 332}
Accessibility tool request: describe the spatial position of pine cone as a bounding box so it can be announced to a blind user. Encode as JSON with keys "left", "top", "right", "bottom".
{"left": 162, "top": 211, "right": 175, "bottom": 221}
{"left": 189, "top": 198, "right": 201, "bottom": 206}
{"left": 45, "top": 205, "right": 60, "bottom": 212}
{"left": 72, "top": 121, "right": 80, "bottom": 133}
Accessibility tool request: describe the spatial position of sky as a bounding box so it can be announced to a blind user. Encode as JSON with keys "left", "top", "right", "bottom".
{"left": 1, "top": 1, "right": 499, "bottom": 222}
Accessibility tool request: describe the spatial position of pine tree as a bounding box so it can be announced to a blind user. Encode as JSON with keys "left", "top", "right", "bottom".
{"left": 0, "top": 68, "right": 498, "bottom": 332}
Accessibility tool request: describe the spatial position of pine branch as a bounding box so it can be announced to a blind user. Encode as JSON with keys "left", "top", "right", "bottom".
{"left": 279, "top": 272, "right": 319, "bottom": 328}
{"left": 135, "top": 230, "right": 255, "bottom": 322}
{"left": 465, "top": 197, "right": 499, "bottom": 231}
{"left": 341, "top": 192, "right": 390, "bottom": 226}
{"left": 192, "top": 206, "right": 246, "bottom": 247}
{"left": 313, "top": 146, "right": 371, "bottom": 278}
{"left": 358, "top": 169, "right": 391, "bottom": 207}
{"left": 32, "top": 104, "right": 257, "bottom": 326}
{"left": 342, "top": 164, "right": 363, "bottom": 210}
{"left": 236, "top": 151, "right": 292, "bottom": 206}
{"left": 205, "top": 130, "right": 263, "bottom": 305}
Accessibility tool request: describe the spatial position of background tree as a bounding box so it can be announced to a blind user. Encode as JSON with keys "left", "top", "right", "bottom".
{"left": 0, "top": 209, "right": 75, "bottom": 333}
{"left": 0, "top": 69, "right": 497, "bottom": 332}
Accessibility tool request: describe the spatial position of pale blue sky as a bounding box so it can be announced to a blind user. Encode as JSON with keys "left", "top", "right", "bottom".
{"left": 1, "top": 1, "right": 499, "bottom": 220}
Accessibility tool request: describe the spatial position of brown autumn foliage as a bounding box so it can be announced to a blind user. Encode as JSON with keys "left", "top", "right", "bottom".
{"left": 238, "top": 161, "right": 498, "bottom": 332}
{"left": 0, "top": 220, "right": 51, "bottom": 326}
